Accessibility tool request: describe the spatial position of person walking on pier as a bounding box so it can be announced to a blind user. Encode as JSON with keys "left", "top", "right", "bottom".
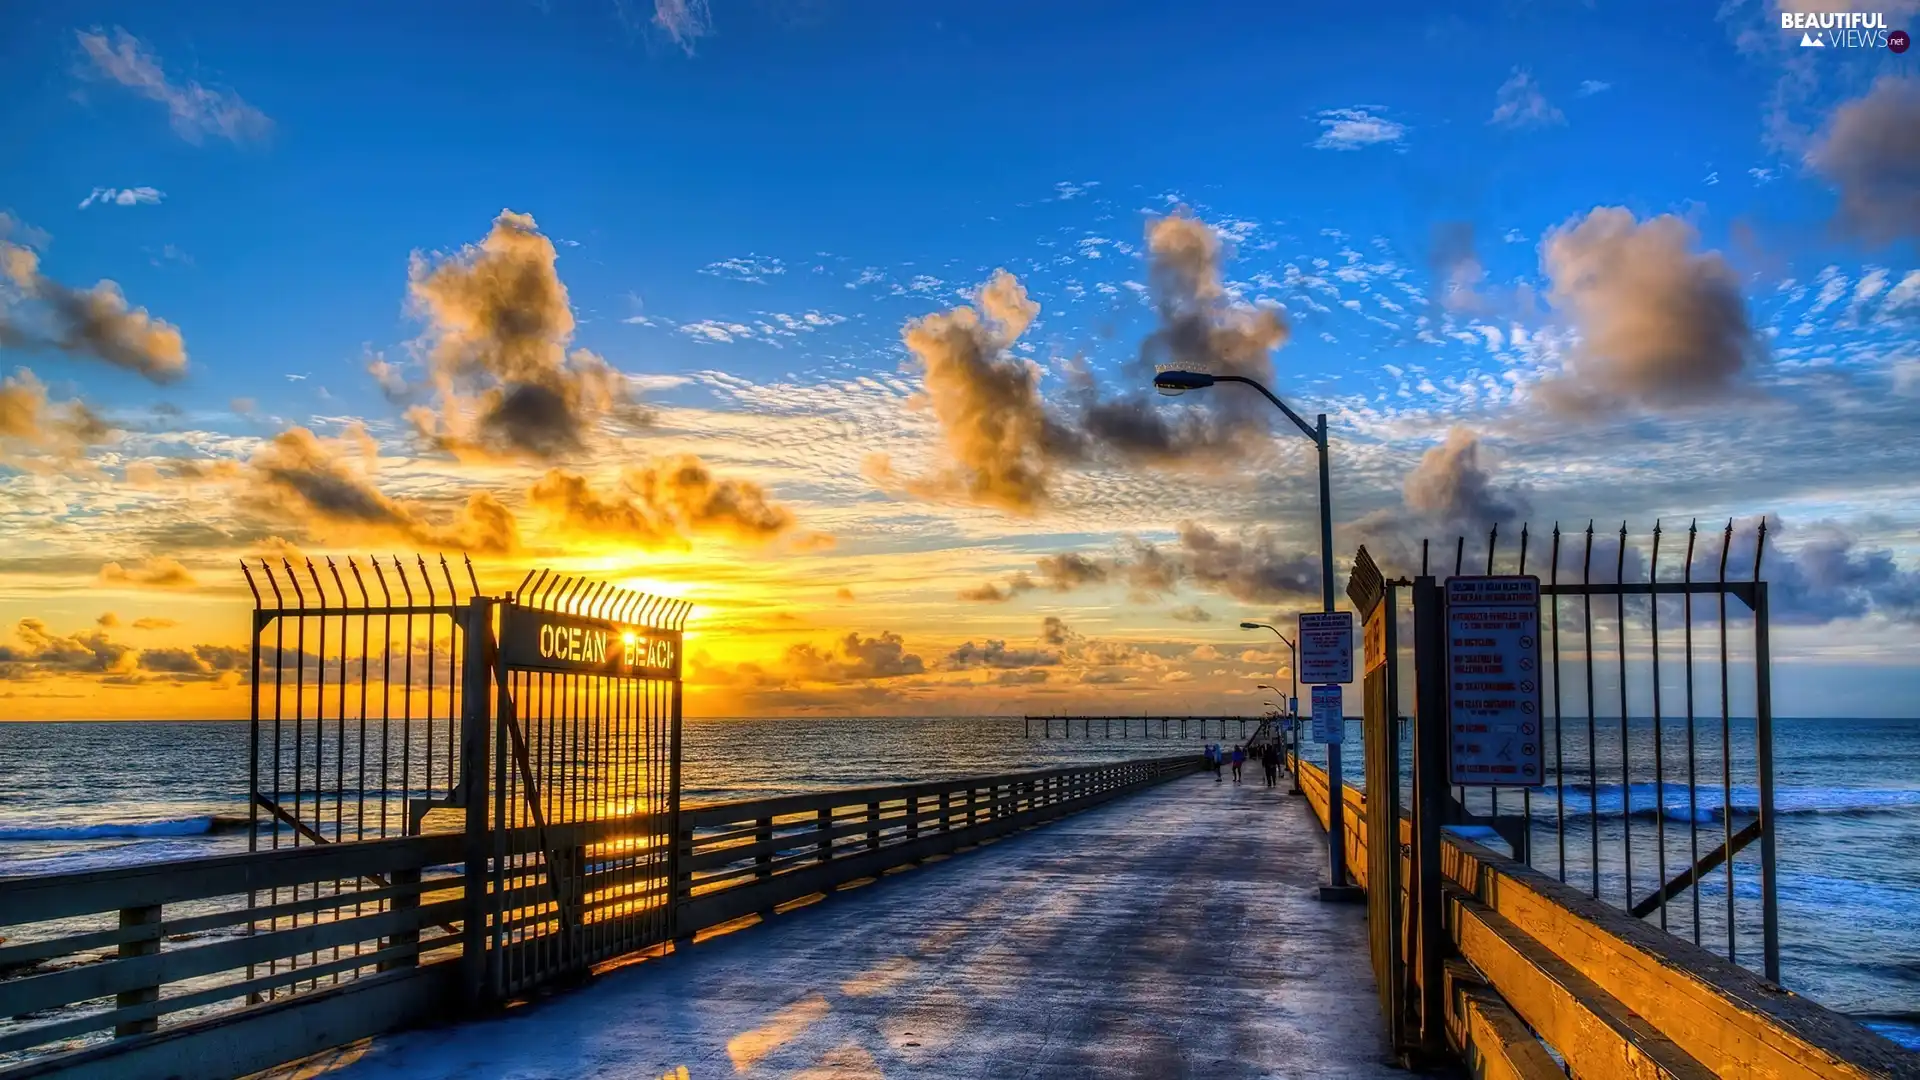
{"left": 1207, "top": 742, "right": 1222, "bottom": 781}
{"left": 1261, "top": 742, "right": 1279, "bottom": 788}
{"left": 1230, "top": 744, "right": 1245, "bottom": 784}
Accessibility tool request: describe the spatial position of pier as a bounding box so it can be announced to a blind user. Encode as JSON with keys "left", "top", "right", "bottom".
{"left": 1023, "top": 714, "right": 1272, "bottom": 740}
{"left": 275, "top": 774, "right": 1399, "bottom": 1079}
{"left": 2, "top": 549, "right": 1918, "bottom": 1078}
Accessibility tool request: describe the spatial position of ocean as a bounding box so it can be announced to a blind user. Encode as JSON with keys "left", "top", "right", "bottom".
{"left": 1, "top": 716, "right": 1916, "bottom": 1052}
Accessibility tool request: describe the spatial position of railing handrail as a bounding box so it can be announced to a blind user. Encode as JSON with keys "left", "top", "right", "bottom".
{"left": 1293, "top": 759, "right": 1918, "bottom": 1078}
{"left": 682, "top": 755, "right": 1200, "bottom": 826}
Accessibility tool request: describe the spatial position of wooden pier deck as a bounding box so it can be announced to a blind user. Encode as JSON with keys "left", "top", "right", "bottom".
{"left": 295, "top": 775, "right": 1398, "bottom": 1079}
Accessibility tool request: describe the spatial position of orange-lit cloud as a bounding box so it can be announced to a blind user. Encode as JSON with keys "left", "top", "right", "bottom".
{"left": 244, "top": 426, "right": 518, "bottom": 554}
{"left": 528, "top": 456, "right": 806, "bottom": 549}
{"left": 99, "top": 557, "right": 197, "bottom": 589}
{"left": 0, "top": 242, "right": 187, "bottom": 382}
{"left": 400, "top": 210, "right": 642, "bottom": 461}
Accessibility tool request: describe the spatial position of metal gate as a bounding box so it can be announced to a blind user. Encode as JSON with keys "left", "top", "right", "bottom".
{"left": 470, "top": 572, "right": 688, "bottom": 996}
{"left": 245, "top": 559, "right": 688, "bottom": 1003}
{"left": 1353, "top": 519, "right": 1781, "bottom": 1056}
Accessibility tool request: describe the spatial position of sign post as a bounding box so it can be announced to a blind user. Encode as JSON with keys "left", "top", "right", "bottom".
{"left": 1444, "top": 576, "right": 1543, "bottom": 786}
{"left": 1311, "top": 684, "right": 1344, "bottom": 745}
{"left": 1298, "top": 611, "right": 1355, "bottom": 686}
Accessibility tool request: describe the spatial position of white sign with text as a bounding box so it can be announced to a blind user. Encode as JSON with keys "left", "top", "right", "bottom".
{"left": 1298, "top": 611, "right": 1354, "bottom": 686}
{"left": 1311, "top": 684, "right": 1344, "bottom": 745}
{"left": 1445, "top": 576, "right": 1544, "bottom": 787}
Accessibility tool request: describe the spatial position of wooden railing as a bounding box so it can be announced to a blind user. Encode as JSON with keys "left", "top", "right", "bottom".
{"left": 0, "top": 833, "right": 466, "bottom": 1080}
{"left": 676, "top": 755, "right": 1199, "bottom": 932}
{"left": 0, "top": 754, "right": 1197, "bottom": 1080}
{"left": 1293, "top": 760, "right": 1919, "bottom": 1079}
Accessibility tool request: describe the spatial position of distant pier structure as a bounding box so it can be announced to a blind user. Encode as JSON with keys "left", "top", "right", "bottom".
{"left": 1024, "top": 714, "right": 1270, "bottom": 741}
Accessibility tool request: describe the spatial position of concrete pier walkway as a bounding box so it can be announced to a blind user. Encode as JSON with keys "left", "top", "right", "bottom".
{"left": 305, "top": 772, "right": 1399, "bottom": 1079}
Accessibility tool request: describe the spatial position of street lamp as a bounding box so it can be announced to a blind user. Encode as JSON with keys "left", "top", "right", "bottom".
{"left": 1256, "top": 663, "right": 1302, "bottom": 796}
{"left": 1160, "top": 367, "right": 1358, "bottom": 900}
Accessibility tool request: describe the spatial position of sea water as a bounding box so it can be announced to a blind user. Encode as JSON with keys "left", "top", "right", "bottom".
{"left": 1, "top": 716, "right": 1915, "bottom": 1050}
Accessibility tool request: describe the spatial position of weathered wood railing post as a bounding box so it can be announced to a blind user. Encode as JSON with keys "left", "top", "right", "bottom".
{"left": 866, "top": 801, "right": 881, "bottom": 851}
{"left": 382, "top": 866, "right": 421, "bottom": 972}
{"left": 938, "top": 790, "right": 951, "bottom": 832}
{"left": 906, "top": 795, "right": 920, "bottom": 841}
{"left": 114, "top": 904, "right": 161, "bottom": 1036}
{"left": 816, "top": 807, "right": 832, "bottom": 864}
{"left": 755, "top": 816, "right": 773, "bottom": 881}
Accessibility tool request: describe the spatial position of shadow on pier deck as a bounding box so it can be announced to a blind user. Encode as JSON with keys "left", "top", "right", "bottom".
{"left": 297, "top": 775, "right": 1396, "bottom": 1080}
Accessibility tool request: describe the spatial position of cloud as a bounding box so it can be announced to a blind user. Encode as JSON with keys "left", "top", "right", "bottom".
{"left": 1535, "top": 207, "right": 1763, "bottom": 413}
{"left": 75, "top": 28, "right": 271, "bottom": 144}
{"left": 403, "top": 210, "right": 642, "bottom": 460}
{"left": 243, "top": 426, "right": 518, "bottom": 553}
{"left": 1310, "top": 107, "right": 1406, "bottom": 150}
{"left": 1764, "top": 522, "right": 1920, "bottom": 625}
{"left": 78, "top": 187, "right": 163, "bottom": 209}
{"left": 0, "top": 619, "right": 137, "bottom": 678}
{"left": 647, "top": 0, "right": 713, "bottom": 53}
{"left": 1430, "top": 222, "right": 1489, "bottom": 313}
{"left": 0, "top": 241, "right": 188, "bottom": 382}
{"left": 131, "top": 617, "right": 177, "bottom": 630}
{"left": 1402, "top": 428, "right": 1529, "bottom": 532}
{"left": 1808, "top": 77, "right": 1920, "bottom": 246}
{"left": 943, "top": 639, "right": 1061, "bottom": 670}
{"left": 99, "top": 557, "right": 197, "bottom": 589}
{"left": 1578, "top": 80, "right": 1612, "bottom": 97}
{"left": 969, "top": 524, "right": 1319, "bottom": 610}
{"left": 1170, "top": 604, "right": 1213, "bottom": 623}
{"left": 1491, "top": 69, "right": 1565, "bottom": 129}
{"left": 870, "top": 269, "right": 1062, "bottom": 513}
{"left": 1070, "top": 212, "right": 1290, "bottom": 466}
{"left": 879, "top": 214, "right": 1292, "bottom": 515}
{"left": 527, "top": 456, "right": 804, "bottom": 549}
{"left": 700, "top": 255, "right": 785, "bottom": 283}
{"left": 785, "top": 631, "right": 925, "bottom": 682}
{"left": 0, "top": 368, "right": 114, "bottom": 456}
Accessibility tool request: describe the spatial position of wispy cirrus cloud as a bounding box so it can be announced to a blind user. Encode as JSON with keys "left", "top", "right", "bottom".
{"left": 1490, "top": 69, "right": 1564, "bottom": 129}
{"left": 75, "top": 27, "right": 271, "bottom": 144}
{"left": 78, "top": 187, "right": 163, "bottom": 209}
{"left": 700, "top": 254, "right": 787, "bottom": 284}
{"left": 1309, "top": 107, "right": 1406, "bottom": 151}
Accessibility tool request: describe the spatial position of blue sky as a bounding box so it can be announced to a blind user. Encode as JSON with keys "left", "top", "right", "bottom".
{"left": 1, "top": 0, "right": 1917, "bottom": 718}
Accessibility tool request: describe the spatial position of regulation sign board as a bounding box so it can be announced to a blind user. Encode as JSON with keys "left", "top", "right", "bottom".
{"left": 1298, "top": 611, "right": 1355, "bottom": 685}
{"left": 1311, "top": 684, "right": 1344, "bottom": 745}
{"left": 1445, "top": 575, "right": 1543, "bottom": 787}
{"left": 500, "top": 606, "right": 681, "bottom": 679}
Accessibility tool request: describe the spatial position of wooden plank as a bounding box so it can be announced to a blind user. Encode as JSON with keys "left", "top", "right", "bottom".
{"left": 1303, "top": 763, "right": 1918, "bottom": 1079}
{"left": 0, "top": 963, "right": 458, "bottom": 1080}
{"left": 1447, "top": 886, "right": 1716, "bottom": 1079}
{"left": 1443, "top": 838, "right": 1920, "bottom": 1080}
{"left": 0, "top": 833, "right": 463, "bottom": 925}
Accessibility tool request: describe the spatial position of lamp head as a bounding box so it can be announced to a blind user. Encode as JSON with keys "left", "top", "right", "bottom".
{"left": 1238, "top": 621, "right": 1263, "bottom": 630}
{"left": 1153, "top": 368, "right": 1216, "bottom": 396}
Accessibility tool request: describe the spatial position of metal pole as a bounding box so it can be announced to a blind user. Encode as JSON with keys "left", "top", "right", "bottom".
{"left": 1288, "top": 637, "right": 1302, "bottom": 795}
{"left": 1753, "top": 582, "right": 1781, "bottom": 982}
{"left": 1316, "top": 413, "right": 1354, "bottom": 898}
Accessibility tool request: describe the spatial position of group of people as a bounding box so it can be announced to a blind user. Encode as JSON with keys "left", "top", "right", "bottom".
{"left": 1204, "top": 741, "right": 1283, "bottom": 787}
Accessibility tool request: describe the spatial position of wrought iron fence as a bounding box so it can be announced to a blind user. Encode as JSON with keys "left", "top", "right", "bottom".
{"left": 1365, "top": 519, "right": 1777, "bottom": 981}
{"left": 240, "top": 556, "right": 481, "bottom": 1001}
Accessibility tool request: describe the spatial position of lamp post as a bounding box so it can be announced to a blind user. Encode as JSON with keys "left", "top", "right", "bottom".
{"left": 1159, "top": 368, "right": 1356, "bottom": 899}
